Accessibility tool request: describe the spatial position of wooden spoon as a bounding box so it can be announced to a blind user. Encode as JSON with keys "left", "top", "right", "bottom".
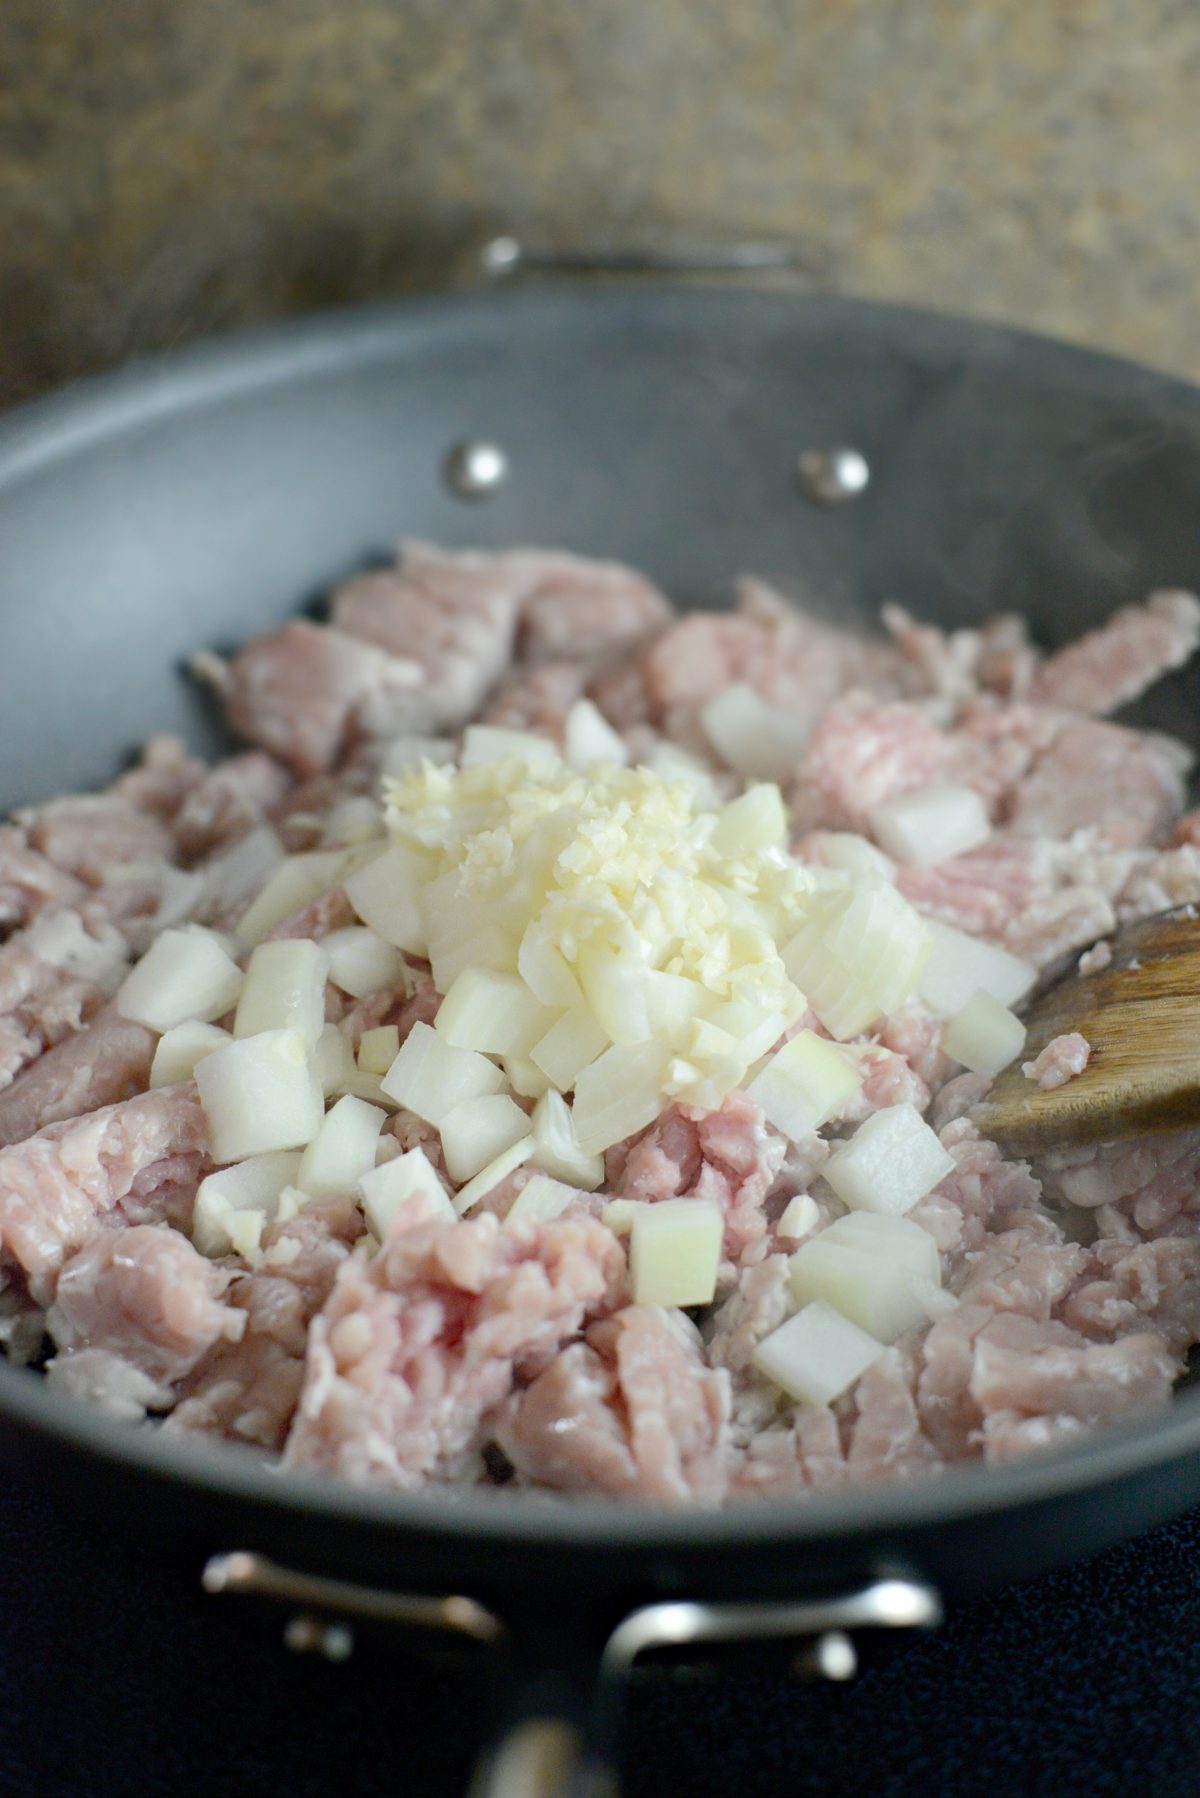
{"left": 972, "top": 905, "right": 1200, "bottom": 1157}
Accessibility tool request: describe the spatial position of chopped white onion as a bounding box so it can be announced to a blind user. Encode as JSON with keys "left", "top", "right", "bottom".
{"left": 234, "top": 938, "right": 326, "bottom": 1045}
{"left": 343, "top": 841, "right": 429, "bottom": 955}
{"left": 296, "top": 1094, "right": 387, "bottom": 1198}
{"left": 321, "top": 797, "right": 383, "bottom": 846}
{"left": 822, "top": 1104, "right": 955, "bottom": 1216}
{"left": 564, "top": 699, "right": 629, "bottom": 770}
{"left": 149, "top": 1020, "right": 231, "bottom": 1089}
{"left": 916, "top": 918, "right": 1036, "bottom": 1016}
{"left": 357, "top": 1025, "right": 401, "bottom": 1075}
{"left": 783, "top": 879, "right": 931, "bottom": 1040}
{"left": 817, "top": 832, "right": 896, "bottom": 882}
{"left": 439, "top": 1093, "right": 532, "bottom": 1186}
{"left": 422, "top": 867, "right": 518, "bottom": 994}
{"left": 788, "top": 1211, "right": 941, "bottom": 1342}
{"left": 322, "top": 926, "right": 407, "bottom": 1000}
{"left": 745, "top": 1030, "right": 862, "bottom": 1140}
{"left": 435, "top": 966, "right": 557, "bottom": 1059}
{"left": 460, "top": 726, "right": 561, "bottom": 771}
{"left": 503, "top": 1055, "right": 554, "bottom": 1099}
{"left": 502, "top": 1173, "right": 582, "bottom": 1229}
{"left": 314, "top": 1022, "right": 357, "bottom": 1097}
{"left": 200, "top": 825, "right": 285, "bottom": 921}
{"left": 600, "top": 1197, "right": 638, "bottom": 1235}
{"left": 359, "top": 1145, "right": 455, "bottom": 1238}
{"left": 710, "top": 784, "right": 788, "bottom": 857}
{"left": 234, "top": 849, "right": 349, "bottom": 950}
{"left": 752, "top": 1300, "right": 884, "bottom": 1405}
{"left": 629, "top": 1197, "right": 724, "bottom": 1307}
{"left": 116, "top": 927, "right": 243, "bottom": 1034}
{"left": 572, "top": 1041, "right": 667, "bottom": 1157}
{"left": 530, "top": 1007, "right": 609, "bottom": 1092}
{"left": 195, "top": 1027, "right": 325, "bottom": 1163}
{"left": 451, "top": 1132, "right": 536, "bottom": 1215}
{"left": 380, "top": 1021, "right": 505, "bottom": 1126}
{"left": 192, "top": 1150, "right": 302, "bottom": 1258}
{"left": 868, "top": 783, "right": 991, "bottom": 866}
{"left": 941, "top": 988, "right": 1027, "bottom": 1076}
{"left": 701, "top": 683, "right": 809, "bottom": 779}
{"left": 575, "top": 940, "right": 651, "bottom": 1046}
{"left": 776, "top": 1192, "right": 820, "bottom": 1240}
{"left": 530, "top": 1090, "right": 605, "bottom": 1190}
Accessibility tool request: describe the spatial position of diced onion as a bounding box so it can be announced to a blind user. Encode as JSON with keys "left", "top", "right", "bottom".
{"left": 192, "top": 1150, "right": 302, "bottom": 1258}
{"left": 235, "top": 938, "right": 326, "bottom": 1045}
{"left": 745, "top": 1030, "right": 862, "bottom": 1140}
{"left": 380, "top": 1021, "right": 505, "bottom": 1125}
{"left": 235, "top": 849, "right": 349, "bottom": 949}
{"left": 359, "top": 1145, "right": 454, "bottom": 1238}
{"left": 358, "top": 1025, "right": 401, "bottom": 1075}
{"left": 822, "top": 1104, "right": 955, "bottom": 1216}
{"left": 777, "top": 1192, "right": 820, "bottom": 1240}
{"left": 502, "top": 1173, "right": 582, "bottom": 1229}
{"left": 629, "top": 1197, "right": 724, "bottom": 1307}
{"left": 710, "top": 784, "right": 788, "bottom": 857}
{"left": 572, "top": 1041, "right": 667, "bottom": 1157}
{"left": 868, "top": 783, "right": 991, "bottom": 866}
{"left": 752, "top": 1300, "right": 884, "bottom": 1405}
{"left": 297, "top": 1094, "right": 387, "bottom": 1198}
{"left": 817, "top": 833, "right": 896, "bottom": 882}
{"left": 116, "top": 927, "right": 243, "bottom": 1034}
{"left": 149, "top": 1020, "right": 231, "bottom": 1089}
{"left": 783, "top": 879, "right": 930, "bottom": 1041}
{"left": 343, "top": 841, "right": 429, "bottom": 954}
{"left": 322, "top": 926, "right": 407, "bottom": 1000}
{"left": 439, "top": 1093, "right": 532, "bottom": 1186}
{"left": 701, "top": 683, "right": 809, "bottom": 779}
{"left": 942, "top": 988, "right": 1026, "bottom": 1076}
{"left": 503, "top": 1055, "right": 554, "bottom": 1099}
{"left": 917, "top": 918, "right": 1036, "bottom": 1016}
{"left": 575, "top": 940, "right": 650, "bottom": 1046}
{"left": 436, "top": 966, "right": 557, "bottom": 1058}
{"left": 600, "top": 1197, "right": 638, "bottom": 1235}
{"left": 452, "top": 1132, "right": 536, "bottom": 1215}
{"left": 195, "top": 1027, "right": 325, "bottom": 1163}
{"left": 564, "top": 700, "right": 629, "bottom": 770}
{"left": 321, "top": 797, "right": 384, "bottom": 846}
{"left": 530, "top": 1090, "right": 605, "bottom": 1190}
{"left": 460, "top": 726, "right": 561, "bottom": 771}
{"left": 314, "top": 1022, "right": 357, "bottom": 1097}
{"left": 530, "top": 1007, "right": 609, "bottom": 1092}
{"left": 788, "top": 1212, "right": 941, "bottom": 1342}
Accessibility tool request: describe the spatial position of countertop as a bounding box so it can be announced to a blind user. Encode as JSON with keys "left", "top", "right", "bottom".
{"left": 3, "top": 0, "right": 1200, "bottom": 407}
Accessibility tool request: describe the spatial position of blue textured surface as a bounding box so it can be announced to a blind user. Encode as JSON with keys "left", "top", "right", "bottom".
{"left": 1, "top": 1474, "right": 1198, "bottom": 1798}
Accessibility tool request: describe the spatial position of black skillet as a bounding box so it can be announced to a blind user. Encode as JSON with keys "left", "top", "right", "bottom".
{"left": 3, "top": 283, "right": 1200, "bottom": 1794}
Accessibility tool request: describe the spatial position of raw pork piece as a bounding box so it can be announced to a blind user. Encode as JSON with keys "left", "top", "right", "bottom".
{"left": 789, "top": 695, "right": 946, "bottom": 833}
{"left": 283, "top": 1195, "right": 625, "bottom": 1488}
{"left": 172, "top": 753, "right": 293, "bottom": 861}
{"left": 0, "top": 908, "right": 129, "bottom": 1093}
{"left": 48, "top": 1226, "right": 242, "bottom": 1386}
{"left": 0, "top": 827, "right": 88, "bottom": 935}
{"left": 26, "top": 795, "right": 174, "bottom": 883}
{"left": 1007, "top": 717, "right": 1191, "bottom": 848}
{"left": 0, "top": 1083, "right": 210, "bottom": 1300}
{"left": 499, "top": 1306, "right": 730, "bottom": 1503}
{"left": 167, "top": 1194, "right": 361, "bottom": 1451}
{"left": 1023, "top": 1033, "right": 1091, "bottom": 1091}
{"left": 0, "top": 1002, "right": 156, "bottom": 1147}
{"left": 1028, "top": 590, "right": 1200, "bottom": 716}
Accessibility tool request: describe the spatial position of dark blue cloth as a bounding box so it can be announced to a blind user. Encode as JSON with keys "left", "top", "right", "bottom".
{"left": 1, "top": 1469, "right": 1197, "bottom": 1798}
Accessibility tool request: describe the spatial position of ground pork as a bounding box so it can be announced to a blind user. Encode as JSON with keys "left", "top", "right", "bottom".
{"left": 1023, "top": 1033, "right": 1091, "bottom": 1090}
{"left": 283, "top": 1195, "right": 626, "bottom": 1488}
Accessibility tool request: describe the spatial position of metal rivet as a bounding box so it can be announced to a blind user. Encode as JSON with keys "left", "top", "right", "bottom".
{"left": 479, "top": 234, "right": 523, "bottom": 277}
{"left": 443, "top": 439, "right": 509, "bottom": 499}
{"left": 793, "top": 1629, "right": 858, "bottom": 1682}
{"left": 284, "top": 1614, "right": 355, "bottom": 1662}
{"left": 796, "top": 446, "right": 870, "bottom": 506}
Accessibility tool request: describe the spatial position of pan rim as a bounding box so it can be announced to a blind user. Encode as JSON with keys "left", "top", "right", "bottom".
{"left": 4, "top": 281, "right": 1200, "bottom": 1559}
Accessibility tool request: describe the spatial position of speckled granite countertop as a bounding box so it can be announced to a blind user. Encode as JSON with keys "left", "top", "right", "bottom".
{"left": 2, "top": 0, "right": 1199, "bottom": 406}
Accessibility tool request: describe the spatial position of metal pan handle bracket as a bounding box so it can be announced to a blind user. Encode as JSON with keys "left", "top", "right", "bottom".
{"left": 202, "top": 1552, "right": 940, "bottom": 1795}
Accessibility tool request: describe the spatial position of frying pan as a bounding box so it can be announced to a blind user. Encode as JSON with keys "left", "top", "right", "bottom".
{"left": 3, "top": 282, "right": 1200, "bottom": 1794}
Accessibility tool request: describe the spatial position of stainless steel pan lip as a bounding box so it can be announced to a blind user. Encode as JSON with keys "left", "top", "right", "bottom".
{"left": 3, "top": 282, "right": 1200, "bottom": 1563}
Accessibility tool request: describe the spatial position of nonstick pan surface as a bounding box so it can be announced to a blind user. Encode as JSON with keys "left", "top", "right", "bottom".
{"left": 3, "top": 287, "right": 1200, "bottom": 1776}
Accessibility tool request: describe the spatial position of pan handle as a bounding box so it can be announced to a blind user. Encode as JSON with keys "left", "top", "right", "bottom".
{"left": 473, "top": 1576, "right": 943, "bottom": 1798}
{"left": 202, "top": 1553, "right": 940, "bottom": 1797}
